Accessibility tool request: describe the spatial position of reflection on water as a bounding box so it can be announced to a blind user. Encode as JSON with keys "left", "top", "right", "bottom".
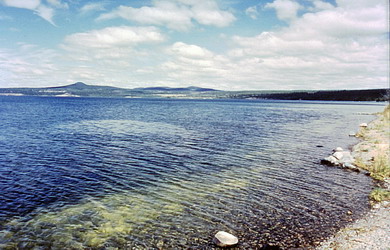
{"left": 0, "top": 97, "right": 385, "bottom": 248}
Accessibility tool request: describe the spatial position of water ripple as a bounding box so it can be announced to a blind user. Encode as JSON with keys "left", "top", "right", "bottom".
{"left": 0, "top": 97, "right": 385, "bottom": 248}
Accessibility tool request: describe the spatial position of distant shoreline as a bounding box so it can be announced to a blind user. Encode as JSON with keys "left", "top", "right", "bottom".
{"left": 0, "top": 82, "right": 388, "bottom": 101}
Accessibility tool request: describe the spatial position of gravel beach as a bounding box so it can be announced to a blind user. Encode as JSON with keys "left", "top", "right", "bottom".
{"left": 317, "top": 105, "right": 390, "bottom": 250}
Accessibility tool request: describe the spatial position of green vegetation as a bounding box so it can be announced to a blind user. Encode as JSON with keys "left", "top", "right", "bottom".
{"left": 382, "top": 103, "right": 390, "bottom": 121}
{"left": 230, "top": 89, "right": 390, "bottom": 102}
{"left": 355, "top": 105, "right": 390, "bottom": 181}
{"left": 354, "top": 105, "right": 390, "bottom": 202}
{"left": 370, "top": 188, "right": 390, "bottom": 202}
{"left": 370, "top": 155, "right": 390, "bottom": 181}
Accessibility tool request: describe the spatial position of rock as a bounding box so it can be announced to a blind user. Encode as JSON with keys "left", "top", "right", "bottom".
{"left": 343, "top": 162, "right": 358, "bottom": 171}
{"left": 334, "top": 147, "right": 344, "bottom": 152}
{"left": 333, "top": 151, "right": 344, "bottom": 160}
{"left": 359, "top": 123, "right": 368, "bottom": 127}
{"left": 322, "top": 150, "right": 359, "bottom": 171}
{"left": 213, "top": 231, "right": 238, "bottom": 247}
{"left": 321, "top": 156, "right": 340, "bottom": 166}
{"left": 349, "top": 132, "right": 356, "bottom": 137}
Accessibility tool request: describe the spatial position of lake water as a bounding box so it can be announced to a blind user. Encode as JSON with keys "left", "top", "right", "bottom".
{"left": 0, "top": 96, "right": 385, "bottom": 249}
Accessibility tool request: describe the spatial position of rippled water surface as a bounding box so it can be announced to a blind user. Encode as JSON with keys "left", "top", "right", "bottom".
{"left": 0, "top": 97, "right": 385, "bottom": 249}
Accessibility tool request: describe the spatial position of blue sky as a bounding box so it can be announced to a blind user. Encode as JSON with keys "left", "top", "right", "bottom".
{"left": 0, "top": 0, "right": 388, "bottom": 90}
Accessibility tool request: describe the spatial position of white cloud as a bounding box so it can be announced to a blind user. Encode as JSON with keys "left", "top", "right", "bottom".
{"left": 154, "top": 0, "right": 388, "bottom": 90}
{"left": 245, "top": 6, "right": 259, "bottom": 20}
{"left": 98, "top": 2, "right": 194, "bottom": 31}
{"left": 80, "top": 2, "right": 107, "bottom": 14}
{"left": 189, "top": 0, "right": 236, "bottom": 27}
{"left": 98, "top": 0, "right": 235, "bottom": 31}
{"left": 288, "top": 4, "right": 388, "bottom": 39}
{"left": 1, "top": 0, "right": 387, "bottom": 90}
{"left": 46, "top": 0, "right": 68, "bottom": 9}
{"left": 225, "top": 0, "right": 389, "bottom": 89}
{"left": 159, "top": 42, "right": 235, "bottom": 88}
{"left": 0, "top": 0, "right": 40, "bottom": 10}
{"left": 309, "top": 0, "right": 334, "bottom": 11}
{"left": 0, "top": 45, "right": 60, "bottom": 87}
{"left": 336, "top": 0, "right": 386, "bottom": 9}
{"left": 265, "top": 0, "right": 302, "bottom": 22}
{"left": 169, "top": 42, "right": 213, "bottom": 59}
{"left": 36, "top": 4, "right": 56, "bottom": 25}
{"left": 55, "top": 26, "right": 169, "bottom": 87}
{"left": 0, "top": 0, "right": 67, "bottom": 25}
{"left": 62, "top": 26, "right": 166, "bottom": 49}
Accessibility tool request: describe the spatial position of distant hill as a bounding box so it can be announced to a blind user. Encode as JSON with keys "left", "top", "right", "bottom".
{"left": 0, "top": 82, "right": 388, "bottom": 101}
{"left": 133, "top": 86, "right": 218, "bottom": 92}
{"left": 0, "top": 82, "right": 220, "bottom": 98}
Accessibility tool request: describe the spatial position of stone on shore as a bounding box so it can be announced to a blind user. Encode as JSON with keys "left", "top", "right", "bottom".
{"left": 359, "top": 122, "right": 368, "bottom": 127}
{"left": 321, "top": 148, "right": 358, "bottom": 171}
{"left": 213, "top": 231, "right": 238, "bottom": 247}
{"left": 333, "top": 151, "right": 344, "bottom": 160}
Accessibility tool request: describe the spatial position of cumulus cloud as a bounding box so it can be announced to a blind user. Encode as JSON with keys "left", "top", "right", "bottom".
{"left": 62, "top": 26, "right": 166, "bottom": 49}
{"left": 309, "top": 0, "right": 334, "bottom": 11}
{"left": 0, "top": 0, "right": 67, "bottom": 25}
{"left": 57, "top": 26, "right": 169, "bottom": 87}
{"left": 0, "top": 44, "right": 60, "bottom": 87}
{"left": 2, "top": 0, "right": 386, "bottom": 90}
{"left": 288, "top": 4, "right": 388, "bottom": 39}
{"left": 189, "top": 0, "right": 236, "bottom": 27}
{"left": 265, "top": 0, "right": 302, "bottom": 22}
{"left": 336, "top": 0, "right": 386, "bottom": 9}
{"left": 156, "top": 0, "right": 388, "bottom": 90}
{"left": 98, "top": 0, "right": 235, "bottom": 31}
{"left": 159, "top": 42, "right": 234, "bottom": 88}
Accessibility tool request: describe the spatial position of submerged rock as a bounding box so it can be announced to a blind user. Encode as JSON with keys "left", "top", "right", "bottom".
{"left": 213, "top": 231, "right": 238, "bottom": 247}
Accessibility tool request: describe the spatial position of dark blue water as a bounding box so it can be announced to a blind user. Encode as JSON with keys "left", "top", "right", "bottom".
{"left": 0, "top": 96, "right": 385, "bottom": 248}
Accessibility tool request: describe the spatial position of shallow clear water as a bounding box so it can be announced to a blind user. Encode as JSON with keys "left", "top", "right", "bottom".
{"left": 0, "top": 96, "right": 385, "bottom": 249}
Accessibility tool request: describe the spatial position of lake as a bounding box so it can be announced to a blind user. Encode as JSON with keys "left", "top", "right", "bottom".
{"left": 0, "top": 96, "right": 385, "bottom": 249}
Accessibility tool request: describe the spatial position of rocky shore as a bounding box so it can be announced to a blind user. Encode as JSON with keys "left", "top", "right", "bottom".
{"left": 317, "top": 105, "right": 390, "bottom": 250}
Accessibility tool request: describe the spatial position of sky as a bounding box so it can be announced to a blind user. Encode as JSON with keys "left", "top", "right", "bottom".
{"left": 0, "top": 0, "right": 388, "bottom": 90}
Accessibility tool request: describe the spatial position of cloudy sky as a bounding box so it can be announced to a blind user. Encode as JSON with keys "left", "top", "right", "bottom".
{"left": 0, "top": 0, "right": 388, "bottom": 90}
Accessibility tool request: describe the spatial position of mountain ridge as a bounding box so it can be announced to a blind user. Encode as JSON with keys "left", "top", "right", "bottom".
{"left": 0, "top": 82, "right": 388, "bottom": 101}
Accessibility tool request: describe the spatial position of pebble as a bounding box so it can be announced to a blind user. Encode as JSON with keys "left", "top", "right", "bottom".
{"left": 213, "top": 231, "right": 238, "bottom": 247}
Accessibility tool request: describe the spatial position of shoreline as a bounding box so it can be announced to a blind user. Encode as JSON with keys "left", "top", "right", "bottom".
{"left": 317, "top": 105, "right": 390, "bottom": 249}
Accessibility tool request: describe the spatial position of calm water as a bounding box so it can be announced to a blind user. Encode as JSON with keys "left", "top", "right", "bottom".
{"left": 0, "top": 96, "right": 385, "bottom": 249}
